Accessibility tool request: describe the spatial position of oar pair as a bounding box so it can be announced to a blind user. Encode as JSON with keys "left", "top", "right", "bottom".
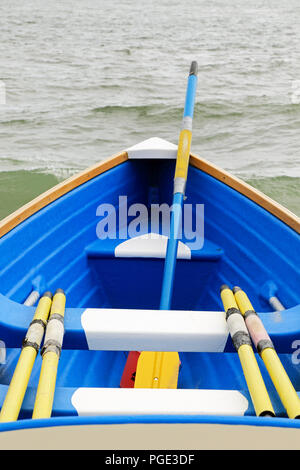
{"left": 221, "top": 285, "right": 300, "bottom": 419}
{"left": 0, "top": 289, "right": 66, "bottom": 422}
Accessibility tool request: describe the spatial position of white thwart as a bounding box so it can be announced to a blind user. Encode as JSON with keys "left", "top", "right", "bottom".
{"left": 115, "top": 233, "right": 191, "bottom": 259}
{"left": 71, "top": 388, "right": 249, "bottom": 416}
{"left": 81, "top": 308, "right": 229, "bottom": 351}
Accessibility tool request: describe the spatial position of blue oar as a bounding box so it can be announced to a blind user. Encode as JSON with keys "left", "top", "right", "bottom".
{"left": 160, "top": 61, "right": 198, "bottom": 309}
{"left": 135, "top": 62, "right": 198, "bottom": 389}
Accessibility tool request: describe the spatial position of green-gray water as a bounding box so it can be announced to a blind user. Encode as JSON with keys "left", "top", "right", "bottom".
{"left": 1, "top": 0, "right": 300, "bottom": 218}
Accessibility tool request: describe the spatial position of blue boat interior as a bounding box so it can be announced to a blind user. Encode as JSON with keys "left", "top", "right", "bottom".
{"left": 0, "top": 157, "right": 299, "bottom": 419}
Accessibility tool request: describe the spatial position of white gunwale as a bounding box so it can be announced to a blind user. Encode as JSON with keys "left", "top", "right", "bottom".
{"left": 0, "top": 149, "right": 299, "bottom": 238}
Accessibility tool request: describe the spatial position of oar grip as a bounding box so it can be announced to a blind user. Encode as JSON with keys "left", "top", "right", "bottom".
{"left": 189, "top": 61, "right": 198, "bottom": 76}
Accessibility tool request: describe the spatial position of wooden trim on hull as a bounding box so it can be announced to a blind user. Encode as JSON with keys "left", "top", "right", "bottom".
{"left": 190, "top": 154, "right": 300, "bottom": 234}
{"left": 0, "top": 150, "right": 299, "bottom": 238}
{"left": 0, "top": 151, "right": 128, "bottom": 239}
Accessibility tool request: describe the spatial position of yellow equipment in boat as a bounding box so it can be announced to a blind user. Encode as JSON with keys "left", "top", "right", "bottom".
{"left": 134, "top": 351, "right": 180, "bottom": 389}
{"left": 0, "top": 292, "right": 52, "bottom": 422}
{"left": 234, "top": 287, "right": 300, "bottom": 420}
{"left": 32, "top": 288, "right": 66, "bottom": 419}
{"left": 220, "top": 285, "right": 275, "bottom": 417}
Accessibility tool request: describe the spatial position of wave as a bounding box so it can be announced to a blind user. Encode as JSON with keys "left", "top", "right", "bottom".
{"left": 90, "top": 100, "right": 300, "bottom": 121}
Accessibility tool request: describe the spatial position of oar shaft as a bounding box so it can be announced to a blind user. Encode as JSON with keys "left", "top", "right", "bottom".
{"left": 261, "top": 349, "right": 300, "bottom": 419}
{"left": 32, "top": 288, "right": 66, "bottom": 419}
{"left": 220, "top": 285, "right": 274, "bottom": 417}
{"left": 32, "top": 352, "right": 59, "bottom": 419}
{"left": 234, "top": 287, "right": 300, "bottom": 419}
{"left": 0, "top": 292, "right": 52, "bottom": 422}
{"left": 160, "top": 193, "right": 183, "bottom": 310}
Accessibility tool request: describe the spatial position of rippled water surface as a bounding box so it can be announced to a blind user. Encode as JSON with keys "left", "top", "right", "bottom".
{"left": 0, "top": 0, "right": 300, "bottom": 218}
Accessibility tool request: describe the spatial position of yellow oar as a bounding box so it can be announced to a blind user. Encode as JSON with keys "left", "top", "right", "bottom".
{"left": 32, "top": 288, "right": 66, "bottom": 419}
{"left": 135, "top": 62, "right": 198, "bottom": 389}
{"left": 0, "top": 292, "right": 52, "bottom": 422}
{"left": 220, "top": 285, "right": 274, "bottom": 417}
{"left": 233, "top": 287, "right": 300, "bottom": 419}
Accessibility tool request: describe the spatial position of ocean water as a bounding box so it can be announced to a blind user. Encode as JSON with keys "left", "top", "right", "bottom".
{"left": 0, "top": 0, "right": 300, "bottom": 219}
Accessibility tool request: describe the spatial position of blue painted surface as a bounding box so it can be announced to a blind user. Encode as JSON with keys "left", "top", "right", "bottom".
{"left": 0, "top": 158, "right": 299, "bottom": 428}
{"left": 183, "top": 73, "right": 198, "bottom": 118}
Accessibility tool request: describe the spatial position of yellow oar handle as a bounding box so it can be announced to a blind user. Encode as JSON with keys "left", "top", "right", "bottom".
{"left": 0, "top": 292, "right": 52, "bottom": 423}
{"left": 233, "top": 287, "right": 274, "bottom": 351}
{"left": 41, "top": 288, "right": 66, "bottom": 358}
{"left": 220, "top": 285, "right": 252, "bottom": 351}
{"left": 220, "top": 285, "right": 275, "bottom": 417}
{"left": 22, "top": 292, "right": 53, "bottom": 352}
{"left": 32, "top": 288, "right": 66, "bottom": 420}
{"left": 234, "top": 286, "right": 300, "bottom": 419}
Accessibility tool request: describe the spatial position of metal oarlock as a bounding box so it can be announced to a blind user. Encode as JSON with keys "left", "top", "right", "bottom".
{"left": 23, "top": 290, "right": 40, "bottom": 307}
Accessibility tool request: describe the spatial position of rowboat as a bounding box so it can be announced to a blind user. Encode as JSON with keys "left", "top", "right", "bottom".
{"left": 1, "top": 60, "right": 300, "bottom": 448}
{"left": 0, "top": 135, "right": 299, "bottom": 448}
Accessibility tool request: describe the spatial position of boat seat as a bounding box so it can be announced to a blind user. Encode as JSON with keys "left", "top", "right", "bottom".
{"left": 80, "top": 308, "right": 229, "bottom": 351}
{"left": 85, "top": 233, "right": 224, "bottom": 261}
{"left": 84, "top": 233, "right": 224, "bottom": 310}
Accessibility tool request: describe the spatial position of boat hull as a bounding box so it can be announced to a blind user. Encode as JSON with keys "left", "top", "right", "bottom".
{"left": 0, "top": 139, "right": 299, "bottom": 439}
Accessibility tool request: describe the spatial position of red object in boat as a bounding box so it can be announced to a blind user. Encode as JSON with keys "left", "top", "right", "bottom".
{"left": 120, "top": 351, "right": 141, "bottom": 388}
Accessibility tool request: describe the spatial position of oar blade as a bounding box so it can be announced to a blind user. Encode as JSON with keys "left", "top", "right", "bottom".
{"left": 134, "top": 351, "right": 180, "bottom": 389}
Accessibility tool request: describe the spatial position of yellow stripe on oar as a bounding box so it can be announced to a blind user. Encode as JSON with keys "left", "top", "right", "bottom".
{"left": 134, "top": 351, "right": 180, "bottom": 389}
{"left": 234, "top": 287, "right": 300, "bottom": 419}
{"left": 0, "top": 292, "right": 52, "bottom": 422}
{"left": 174, "top": 129, "right": 192, "bottom": 180}
{"left": 32, "top": 288, "right": 66, "bottom": 419}
{"left": 220, "top": 285, "right": 275, "bottom": 417}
